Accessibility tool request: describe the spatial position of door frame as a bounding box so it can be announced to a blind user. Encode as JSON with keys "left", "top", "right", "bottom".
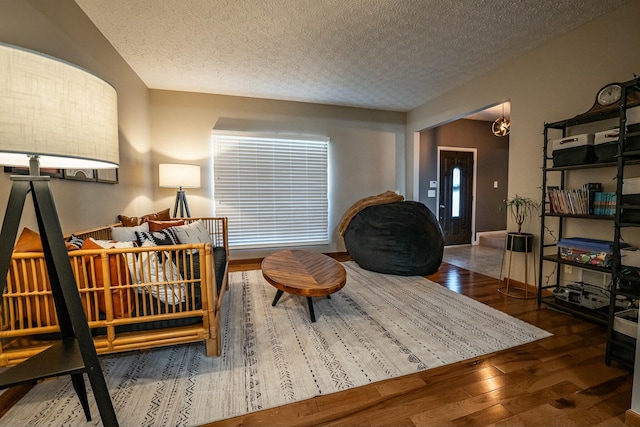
{"left": 436, "top": 146, "right": 478, "bottom": 245}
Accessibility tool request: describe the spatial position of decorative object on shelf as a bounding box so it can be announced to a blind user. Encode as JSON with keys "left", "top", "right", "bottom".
{"left": 0, "top": 43, "right": 119, "bottom": 425}
{"left": 597, "top": 83, "right": 622, "bottom": 106}
{"left": 577, "top": 80, "right": 640, "bottom": 119}
{"left": 159, "top": 163, "right": 201, "bottom": 218}
{"left": 492, "top": 103, "right": 510, "bottom": 137}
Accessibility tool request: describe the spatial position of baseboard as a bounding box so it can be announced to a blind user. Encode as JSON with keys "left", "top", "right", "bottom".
{"left": 475, "top": 230, "right": 507, "bottom": 237}
{"left": 475, "top": 230, "right": 507, "bottom": 247}
{"left": 229, "top": 251, "right": 351, "bottom": 267}
{"left": 626, "top": 409, "right": 640, "bottom": 427}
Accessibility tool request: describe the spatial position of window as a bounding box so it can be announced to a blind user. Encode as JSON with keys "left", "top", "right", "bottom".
{"left": 212, "top": 131, "right": 329, "bottom": 249}
{"left": 452, "top": 166, "right": 461, "bottom": 218}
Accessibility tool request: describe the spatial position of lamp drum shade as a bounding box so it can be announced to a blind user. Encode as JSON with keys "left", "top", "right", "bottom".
{"left": 159, "top": 163, "right": 201, "bottom": 188}
{"left": 0, "top": 43, "right": 118, "bottom": 169}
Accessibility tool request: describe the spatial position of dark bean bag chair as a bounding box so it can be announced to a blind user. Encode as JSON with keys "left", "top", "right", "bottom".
{"left": 343, "top": 201, "right": 444, "bottom": 276}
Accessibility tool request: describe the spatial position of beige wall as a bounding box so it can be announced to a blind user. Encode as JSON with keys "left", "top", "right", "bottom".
{"left": 407, "top": 1, "right": 640, "bottom": 280}
{"left": 149, "top": 90, "right": 405, "bottom": 258}
{"left": 0, "top": 0, "right": 152, "bottom": 233}
{"left": 0, "top": 0, "right": 406, "bottom": 256}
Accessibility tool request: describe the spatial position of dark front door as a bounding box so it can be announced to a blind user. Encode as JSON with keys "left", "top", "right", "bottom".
{"left": 439, "top": 150, "right": 474, "bottom": 245}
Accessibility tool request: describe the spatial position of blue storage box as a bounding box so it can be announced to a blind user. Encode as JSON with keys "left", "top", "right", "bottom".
{"left": 558, "top": 237, "right": 628, "bottom": 267}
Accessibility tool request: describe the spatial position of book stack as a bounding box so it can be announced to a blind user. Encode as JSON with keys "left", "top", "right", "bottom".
{"left": 547, "top": 183, "right": 604, "bottom": 215}
{"left": 593, "top": 192, "right": 616, "bottom": 216}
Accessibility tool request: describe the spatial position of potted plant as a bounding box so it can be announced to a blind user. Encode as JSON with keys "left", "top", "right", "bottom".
{"left": 503, "top": 194, "right": 540, "bottom": 253}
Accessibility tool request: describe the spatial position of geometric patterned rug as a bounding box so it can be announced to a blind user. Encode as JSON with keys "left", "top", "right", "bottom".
{"left": 0, "top": 261, "right": 551, "bottom": 426}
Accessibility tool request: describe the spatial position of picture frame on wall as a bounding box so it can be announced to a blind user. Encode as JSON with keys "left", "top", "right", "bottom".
{"left": 63, "top": 169, "right": 97, "bottom": 182}
{"left": 96, "top": 168, "right": 119, "bottom": 184}
{"left": 3, "top": 166, "right": 64, "bottom": 178}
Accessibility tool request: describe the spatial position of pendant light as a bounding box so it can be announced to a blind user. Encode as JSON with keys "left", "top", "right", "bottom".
{"left": 492, "top": 103, "right": 510, "bottom": 137}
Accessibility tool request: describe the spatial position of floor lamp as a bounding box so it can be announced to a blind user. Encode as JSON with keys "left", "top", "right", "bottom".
{"left": 0, "top": 44, "right": 119, "bottom": 426}
{"left": 159, "top": 163, "right": 201, "bottom": 218}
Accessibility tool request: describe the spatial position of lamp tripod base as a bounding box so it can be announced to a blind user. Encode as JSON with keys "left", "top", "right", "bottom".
{"left": 173, "top": 189, "right": 191, "bottom": 218}
{"left": 0, "top": 176, "right": 118, "bottom": 426}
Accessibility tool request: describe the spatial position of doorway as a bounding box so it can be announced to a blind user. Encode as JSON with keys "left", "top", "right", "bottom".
{"left": 438, "top": 149, "right": 475, "bottom": 245}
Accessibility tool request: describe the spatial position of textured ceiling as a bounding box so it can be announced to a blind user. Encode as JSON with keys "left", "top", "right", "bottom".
{"left": 74, "top": 0, "right": 627, "bottom": 112}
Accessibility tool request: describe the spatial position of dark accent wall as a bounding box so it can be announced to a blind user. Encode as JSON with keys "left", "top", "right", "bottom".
{"left": 419, "top": 119, "right": 508, "bottom": 235}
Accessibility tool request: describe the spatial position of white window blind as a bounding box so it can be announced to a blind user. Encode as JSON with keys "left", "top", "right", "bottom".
{"left": 212, "top": 132, "right": 329, "bottom": 249}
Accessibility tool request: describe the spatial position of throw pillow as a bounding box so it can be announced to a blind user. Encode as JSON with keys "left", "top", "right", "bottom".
{"left": 89, "top": 238, "right": 136, "bottom": 249}
{"left": 67, "top": 234, "right": 85, "bottom": 250}
{"left": 11, "top": 228, "right": 88, "bottom": 326}
{"left": 110, "top": 223, "right": 149, "bottom": 242}
{"left": 148, "top": 219, "right": 185, "bottom": 232}
{"left": 81, "top": 239, "right": 134, "bottom": 318}
{"left": 170, "top": 220, "right": 212, "bottom": 245}
{"left": 14, "top": 227, "right": 77, "bottom": 252}
{"left": 136, "top": 240, "right": 185, "bottom": 305}
{"left": 134, "top": 230, "right": 178, "bottom": 247}
{"left": 118, "top": 208, "right": 171, "bottom": 227}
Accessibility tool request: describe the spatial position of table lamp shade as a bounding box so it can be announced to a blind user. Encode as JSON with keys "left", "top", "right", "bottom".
{"left": 0, "top": 43, "right": 119, "bottom": 169}
{"left": 159, "top": 163, "right": 201, "bottom": 188}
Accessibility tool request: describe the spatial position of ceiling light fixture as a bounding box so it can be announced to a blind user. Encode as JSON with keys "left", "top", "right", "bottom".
{"left": 492, "top": 103, "right": 510, "bottom": 137}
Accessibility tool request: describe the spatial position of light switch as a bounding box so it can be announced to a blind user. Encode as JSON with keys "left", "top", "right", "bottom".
{"left": 428, "top": 190, "right": 436, "bottom": 197}
{"left": 493, "top": 181, "right": 498, "bottom": 189}
{"left": 429, "top": 181, "right": 437, "bottom": 188}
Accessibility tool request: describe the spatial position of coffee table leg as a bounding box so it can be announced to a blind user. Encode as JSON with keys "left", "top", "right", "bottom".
{"left": 272, "top": 290, "right": 284, "bottom": 306}
{"left": 307, "top": 297, "right": 316, "bottom": 322}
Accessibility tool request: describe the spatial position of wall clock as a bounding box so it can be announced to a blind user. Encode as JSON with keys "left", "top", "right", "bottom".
{"left": 596, "top": 83, "right": 622, "bottom": 106}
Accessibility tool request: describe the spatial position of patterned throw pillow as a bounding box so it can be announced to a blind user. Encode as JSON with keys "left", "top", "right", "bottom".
{"left": 88, "top": 238, "right": 136, "bottom": 249}
{"left": 134, "top": 229, "right": 178, "bottom": 247}
{"left": 67, "top": 234, "right": 85, "bottom": 249}
{"left": 169, "top": 220, "right": 212, "bottom": 245}
{"left": 135, "top": 240, "right": 185, "bottom": 305}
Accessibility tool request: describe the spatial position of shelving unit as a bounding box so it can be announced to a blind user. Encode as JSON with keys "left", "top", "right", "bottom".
{"left": 538, "top": 78, "right": 640, "bottom": 370}
{"left": 608, "top": 79, "right": 640, "bottom": 369}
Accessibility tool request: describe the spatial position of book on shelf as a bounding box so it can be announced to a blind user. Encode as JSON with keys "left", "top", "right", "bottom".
{"left": 584, "top": 182, "right": 602, "bottom": 215}
{"left": 594, "top": 191, "right": 616, "bottom": 216}
{"left": 546, "top": 183, "right": 604, "bottom": 216}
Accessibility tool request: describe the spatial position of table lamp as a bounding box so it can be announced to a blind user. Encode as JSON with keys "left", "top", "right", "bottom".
{"left": 159, "top": 163, "right": 201, "bottom": 217}
{"left": 0, "top": 43, "right": 119, "bottom": 425}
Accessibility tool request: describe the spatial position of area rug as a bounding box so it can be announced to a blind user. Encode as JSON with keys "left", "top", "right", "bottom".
{"left": 0, "top": 261, "right": 551, "bottom": 426}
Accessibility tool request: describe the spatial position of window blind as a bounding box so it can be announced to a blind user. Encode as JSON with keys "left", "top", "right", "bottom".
{"left": 212, "top": 132, "right": 329, "bottom": 249}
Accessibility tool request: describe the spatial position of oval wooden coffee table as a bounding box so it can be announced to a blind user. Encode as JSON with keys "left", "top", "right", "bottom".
{"left": 261, "top": 249, "right": 347, "bottom": 322}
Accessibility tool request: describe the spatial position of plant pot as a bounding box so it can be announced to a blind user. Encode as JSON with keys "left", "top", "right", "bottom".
{"left": 506, "top": 232, "right": 534, "bottom": 253}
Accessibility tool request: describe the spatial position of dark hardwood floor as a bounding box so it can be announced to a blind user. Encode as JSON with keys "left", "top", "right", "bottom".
{"left": 207, "top": 260, "right": 634, "bottom": 427}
